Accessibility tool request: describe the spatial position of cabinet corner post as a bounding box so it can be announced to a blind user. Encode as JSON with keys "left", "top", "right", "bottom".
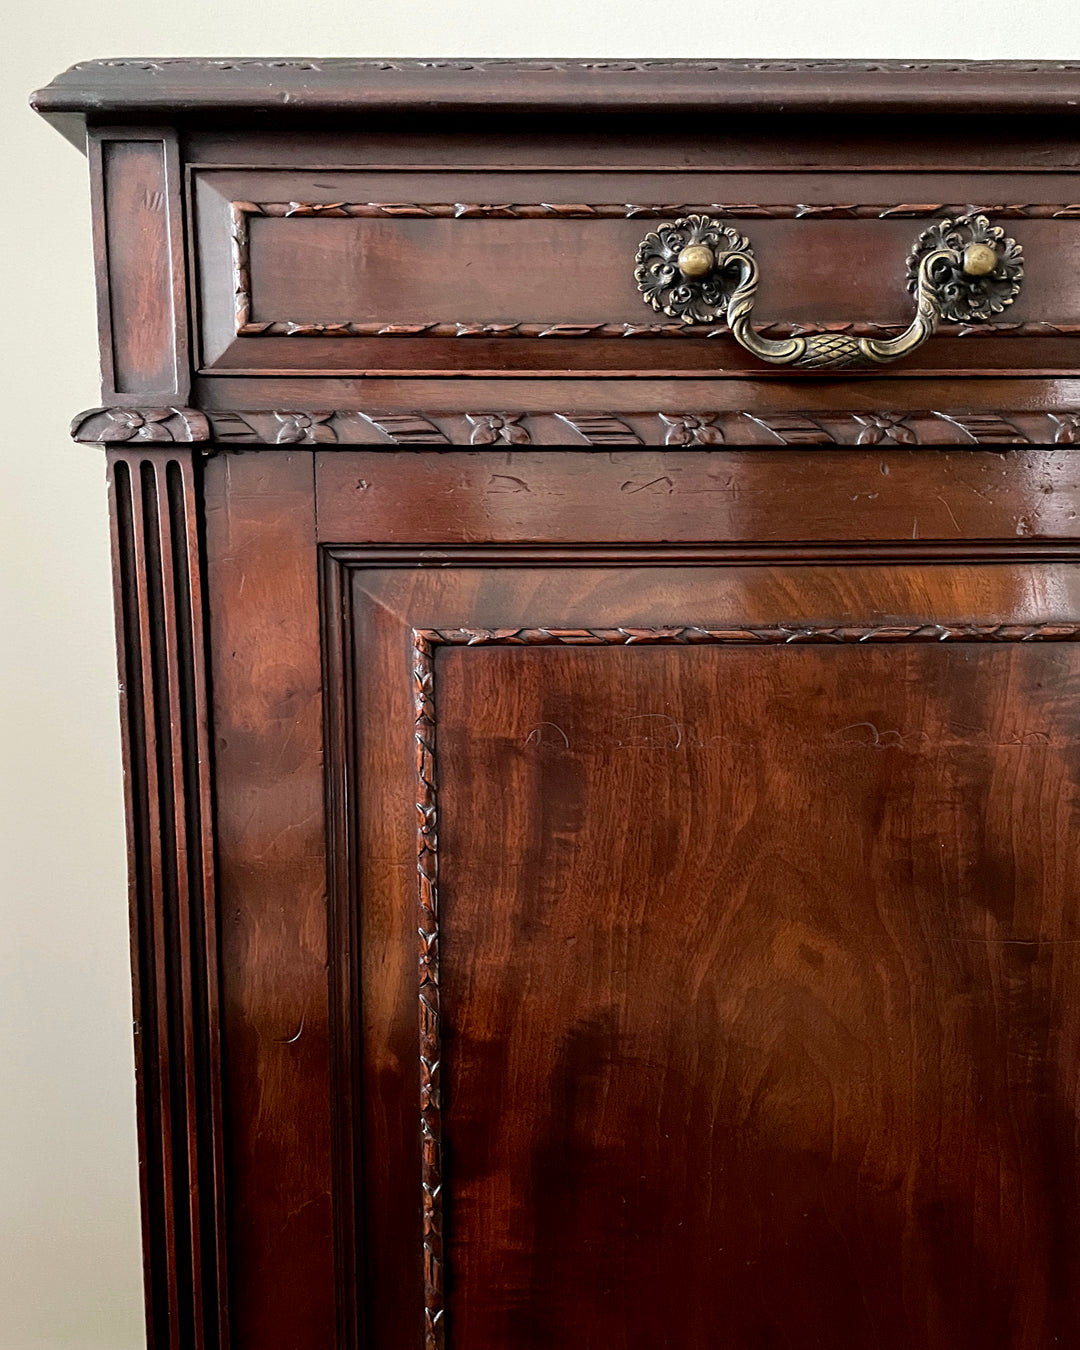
{"left": 106, "top": 446, "right": 228, "bottom": 1350}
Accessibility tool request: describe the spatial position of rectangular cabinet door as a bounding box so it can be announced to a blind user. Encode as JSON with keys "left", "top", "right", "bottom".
{"left": 147, "top": 448, "right": 1080, "bottom": 1350}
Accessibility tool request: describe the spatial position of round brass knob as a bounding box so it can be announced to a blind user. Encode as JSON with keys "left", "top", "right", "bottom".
{"left": 962, "top": 242, "right": 999, "bottom": 276}
{"left": 677, "top": 243, "right": 715, "bottom": 278}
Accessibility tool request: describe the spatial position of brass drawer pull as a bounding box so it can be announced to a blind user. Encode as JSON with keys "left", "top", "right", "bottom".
{"left": 635, "top": 213, "right": 1024, "bottom": 369}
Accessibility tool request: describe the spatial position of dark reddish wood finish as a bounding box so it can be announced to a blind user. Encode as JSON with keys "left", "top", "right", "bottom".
{"left": 201, "top": 453, "right": 339, "bottom": 1349}
{"left": 35, "top": 59, "right": 1080, "bottom": 1350}
{"left": 89, "top": 128, "right": 189, "bottom": 404}
{"left": 107, "top": 448, "right": 226, "bottom": 1349}
{"left": 435, "top": 635, "right": 1080, "bottom": 1349}
{"left": 30, "top": 58, "right": 1080, "bottom": 133}
{"left": 33, "top": 57, "right": 1080, "bottom": 428}
{"left": 192, "top": 175, "right": 1080, "bottom": 378}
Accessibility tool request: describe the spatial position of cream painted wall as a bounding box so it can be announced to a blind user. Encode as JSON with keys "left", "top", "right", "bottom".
{"left": 3, "top": 4, "right": 1080, "bottom": 1347}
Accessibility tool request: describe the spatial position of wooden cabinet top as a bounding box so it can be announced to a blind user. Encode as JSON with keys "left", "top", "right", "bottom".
{"left": 33, "top": 57, "right": 1080, "bottom": 138}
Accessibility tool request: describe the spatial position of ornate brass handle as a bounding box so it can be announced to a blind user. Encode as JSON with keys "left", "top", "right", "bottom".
{"left": 635, "top": 213, "right": 1024, "bottom": 370}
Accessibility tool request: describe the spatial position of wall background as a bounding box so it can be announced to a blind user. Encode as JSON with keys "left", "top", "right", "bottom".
{"left": 4, "top": 4, "right": 1080, "bottom": 1347}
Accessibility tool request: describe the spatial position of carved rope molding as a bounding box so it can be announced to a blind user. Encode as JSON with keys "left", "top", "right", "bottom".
{"left": 412, "top": 616, "right": 1080, "bottom": 1349}
{"left": 74, "top": 58, "right": 1080, "bottom": 72}
{"left": 70, "top": 407, "right": 1080, "bottom": 446}
{"left": 230, "top": 200, "right": 1080, "bottom": 339}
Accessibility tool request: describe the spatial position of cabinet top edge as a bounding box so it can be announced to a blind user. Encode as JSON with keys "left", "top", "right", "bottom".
{"left": 31, "top": 57, "right": 1080, "bottom": 142}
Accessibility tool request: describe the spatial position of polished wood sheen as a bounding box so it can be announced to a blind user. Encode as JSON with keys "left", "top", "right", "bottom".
{"left": 437, "top": 638, "right": 1080, "bottom": 1348}
{"left": 33, "top": 58, "right": 1080, "bottom": 1350}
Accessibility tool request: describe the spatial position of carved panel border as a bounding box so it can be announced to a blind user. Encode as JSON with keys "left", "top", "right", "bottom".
{"left": 410, "top": 619, "right": 1080, "bottom": 1350}
{"left": 230, "top": 200, "right": 1080, "bottom": 339}
{"left": 72, "top": 406, "right": 1080, "bottom": 446}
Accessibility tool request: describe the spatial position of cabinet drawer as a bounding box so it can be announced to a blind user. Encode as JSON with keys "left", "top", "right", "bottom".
{"left": 192, "top": 166, "right": 1080, "bottom": 379}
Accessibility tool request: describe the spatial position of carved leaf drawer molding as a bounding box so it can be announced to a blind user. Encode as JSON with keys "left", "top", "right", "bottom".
{"left": 33, "top": 57, "right": 1080, "bottom": 1350}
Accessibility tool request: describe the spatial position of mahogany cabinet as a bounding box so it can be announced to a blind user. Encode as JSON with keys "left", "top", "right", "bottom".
{"left": 32, "top": 58, "right": 1080, "bottom": 1350}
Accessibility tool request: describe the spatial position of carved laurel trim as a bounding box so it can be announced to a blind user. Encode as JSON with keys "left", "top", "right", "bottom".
{"left": 229, "top": 200, "right": 1080, "bottom": 340}
{"left": 419, "top": 624, "right": 1080, "bottom": 647}
{"left": 239, "top": 200, "right": 1080, "bottom": 220}
{"left": 412, "top": 615, "right": 1080, "bottom": 1346}
{"left": 71, "top": 407, "right": 1080, "bottom": 447}
{"left": 237, "top": 318, "right": 1080, "bottom": 339}
{"left": 230, "top": 201, "right": 258, "bottom": 334}
{"left": 413, "top": 632, "right": 442, "bottom": 1350}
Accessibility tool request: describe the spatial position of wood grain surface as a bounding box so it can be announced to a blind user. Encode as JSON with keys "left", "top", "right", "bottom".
{"left": 44, "top": 55, "right": 1080, "bottom": 1350}
{"left": 311, "top": 554, "right": 1080, "bottom": 1350}
{"left": 434, "top": 635, "right": 1080, "bottom": 1349}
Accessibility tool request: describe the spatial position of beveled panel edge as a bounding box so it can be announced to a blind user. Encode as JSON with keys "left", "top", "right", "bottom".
{"left": 71, "top": 406, "right": 1080, "bottom": 446}
{"left": 317, "top": 549, "right": 363, "bottom": 1350}
{"left": 322, "top": 542, "right": 1080, "bottom": 565}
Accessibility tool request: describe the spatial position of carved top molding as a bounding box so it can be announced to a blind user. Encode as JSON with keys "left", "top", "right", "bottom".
{"left": 58, "top": 59, "right": 1080, "bottom": 74}
{"left": 33, "top": 58, "right": 1080, "bottom": 143}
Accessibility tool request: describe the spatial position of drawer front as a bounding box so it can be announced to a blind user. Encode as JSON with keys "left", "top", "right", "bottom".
{"left": 192, "top": 167, "right": 1080, "bottom": 379}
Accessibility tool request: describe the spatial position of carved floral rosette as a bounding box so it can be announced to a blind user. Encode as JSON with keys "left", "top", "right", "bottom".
{"left": 907, "top": 213, "right": 1024, "bottom": 322}
{"left": 634, "top": 215, "right": 751, "bottom": 324}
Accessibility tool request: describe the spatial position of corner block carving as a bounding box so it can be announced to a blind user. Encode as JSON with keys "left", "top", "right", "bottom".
{"left": 73, "top": 407, "right": 211, "bottom": 443}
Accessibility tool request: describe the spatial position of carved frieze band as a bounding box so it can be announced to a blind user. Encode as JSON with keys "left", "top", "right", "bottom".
{"left": 70, "top": 406, "right": 1080, "bottom": 446}
{"left": 412, "top": 616, "right": 1080, "bottom": 1348}
{"left": 230, "top": 200, "right": 1080, "bottom": 339}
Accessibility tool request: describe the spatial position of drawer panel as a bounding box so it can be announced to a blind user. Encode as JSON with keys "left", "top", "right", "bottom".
{"left": 192, "top": 168, "right": 1080, "bottom": 378}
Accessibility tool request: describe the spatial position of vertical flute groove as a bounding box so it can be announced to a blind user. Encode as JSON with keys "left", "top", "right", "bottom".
{"left": 107, "top": 448, "right": 227, "bottom": 1350}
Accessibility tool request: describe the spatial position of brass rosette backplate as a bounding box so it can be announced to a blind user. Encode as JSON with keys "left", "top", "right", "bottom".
{"left": 634, "top": 214, "right": 752, "bottom": 325}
